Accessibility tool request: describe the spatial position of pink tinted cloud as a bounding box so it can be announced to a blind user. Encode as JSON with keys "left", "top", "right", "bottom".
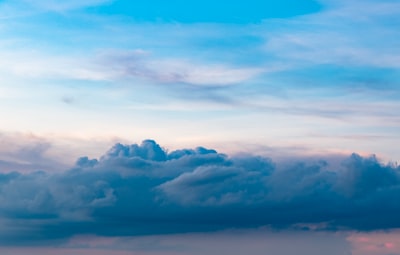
{"left": 348, "top": 230, "right": 400, "bottom": 255}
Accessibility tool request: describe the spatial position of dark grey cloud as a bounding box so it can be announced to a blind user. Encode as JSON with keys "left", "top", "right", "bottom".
{"left": 0, "top": 140, "right": 399, "bottom": 244}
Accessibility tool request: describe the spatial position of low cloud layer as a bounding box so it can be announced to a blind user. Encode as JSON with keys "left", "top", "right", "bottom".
{"left": 0, "top": 140, "right": 399, "bottom": 244}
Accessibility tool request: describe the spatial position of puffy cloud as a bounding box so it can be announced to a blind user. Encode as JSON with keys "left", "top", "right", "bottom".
{"left": 0, "top": 140, "right": 399, "bottom": 244}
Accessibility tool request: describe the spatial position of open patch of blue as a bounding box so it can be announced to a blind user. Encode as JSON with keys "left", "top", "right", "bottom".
{"left": 90, "top": 0, "right": 322, "bottom": 23}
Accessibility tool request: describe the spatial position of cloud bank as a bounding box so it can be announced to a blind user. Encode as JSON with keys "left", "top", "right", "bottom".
{"left": 0, "top": 139, "right": 399, "bottom": 244}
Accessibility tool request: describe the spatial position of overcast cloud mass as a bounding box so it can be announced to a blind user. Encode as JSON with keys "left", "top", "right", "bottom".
{"left": 0, "top": 139, "right": 399, "bottom": 246}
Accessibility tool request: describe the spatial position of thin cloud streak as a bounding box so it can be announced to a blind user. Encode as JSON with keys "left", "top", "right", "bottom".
{"left": 98, "top": 50, "right": 264, "bottom": 86}
{"left": 262, "top": 0, "right": 400, "bottom": 69}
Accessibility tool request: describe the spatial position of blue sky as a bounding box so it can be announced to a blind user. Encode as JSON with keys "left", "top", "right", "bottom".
{"left": 1, "top": 0, "right": 400, "bottom": 254}
{"left": 0, "top": 0, "right": 399, "bottom": 162}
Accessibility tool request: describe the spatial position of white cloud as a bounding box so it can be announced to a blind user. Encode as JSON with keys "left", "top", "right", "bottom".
{"left": 98, "top": 50, "right": 264, "bottom": 86}
{"left": 0, "top": 48, "right": 262, "bottom": 86}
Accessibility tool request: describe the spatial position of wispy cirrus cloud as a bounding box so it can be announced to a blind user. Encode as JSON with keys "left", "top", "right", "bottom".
{"left": 0, "top": 49, "right": 262, "bottom": 87}
{"left": 1, "top": 0, "right": 399, "bottom": 90}
{"left": 98, "top": 50, "right": 264, "bottom": 86}
{"left": 262, "top": 0, "right": 400, "bottom": 69}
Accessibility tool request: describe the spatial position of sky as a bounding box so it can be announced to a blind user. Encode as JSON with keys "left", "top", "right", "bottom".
{"left": 0, "top": 0, "right": 400, "bottom": 254}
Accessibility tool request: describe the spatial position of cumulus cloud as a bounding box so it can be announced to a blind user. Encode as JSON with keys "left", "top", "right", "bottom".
{"left": 0, "top": 140, "right": 399, "bottom": 244}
